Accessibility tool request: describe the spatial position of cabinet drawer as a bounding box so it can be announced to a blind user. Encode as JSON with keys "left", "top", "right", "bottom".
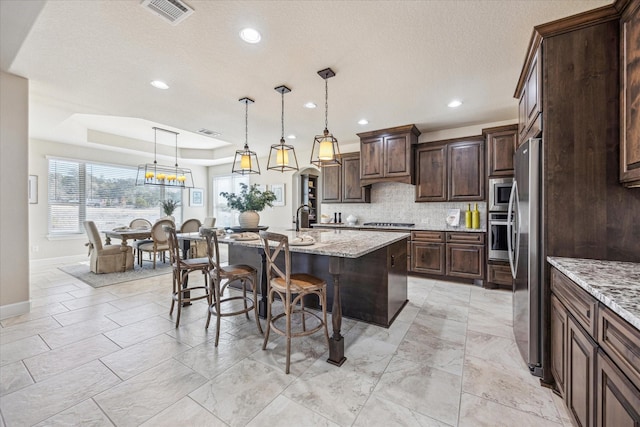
{"left": 487, "top": 263, "right": 513, "bottom": 286}
{"left": 598, "top": 306, "right": 640, "bottom": 391}
{"left": 446, "top": 232, "right": 485, "bottom": 244}
{"left": 551, "top": 268, "right": 598, "bottom": 337}
{"left": 411, "top": 231, "right": 444, "bottom": 242}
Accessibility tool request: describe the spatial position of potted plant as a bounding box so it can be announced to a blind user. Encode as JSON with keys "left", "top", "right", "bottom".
{"left": 160, "top": 199, "right": 180, "bottom": 221}
{"left": 220, "top": 183, "right": 276, "bottom": 228}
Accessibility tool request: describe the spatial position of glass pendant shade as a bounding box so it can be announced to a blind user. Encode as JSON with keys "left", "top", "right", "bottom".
{"left": 310, "top": 68, "right": 342, "bottom": 167}
{"left": 232, "top": 97, "right": 260, "bottom": 175}
{"left": 136, "top": 127, "right": 194, "bottom": 188}
{"left": 267, "top": 85, "right": 299, "bottom": 172}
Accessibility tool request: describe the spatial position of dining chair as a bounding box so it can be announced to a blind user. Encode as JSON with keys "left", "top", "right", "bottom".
{"left": 200, "top": 228, "right": 263, "bottom": 346}
{"left": 163, "top": 225, "right": 210, "bottom": 327}
{"left": 259, "top": 231, "right": 330, "bottom": 374}
{"left": 83, "top": 221, "right": 134, "bottom": 273}
{"left": 137, "top": 219, "right": 173, "bottom": 268}
{"left": 203, "top": 217, "right": 216, "bottom": 227}
{"left": 180, "top": 218, "right": 206, "bottom": 258}
{"left": 129, "top": 218, "right": 152, "bottom": 229}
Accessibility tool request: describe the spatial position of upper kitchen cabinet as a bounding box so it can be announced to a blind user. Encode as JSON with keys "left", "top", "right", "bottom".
{"left": 321, "top": 152, "right": 371, "bottom": 204}
{"left": 484, "top": 124, "right": 517, "bottom": 177}
{"left": 516, "top": 45, "right": 542, "bottom": 146}
{"left": 358, "top": 124, "right": 420, "bottom": 186}
{"left": 415, "top": 137, "right": 485, "bottom": 202}
{"left": 620, "top": 0, "right": 640, "bottom": 188}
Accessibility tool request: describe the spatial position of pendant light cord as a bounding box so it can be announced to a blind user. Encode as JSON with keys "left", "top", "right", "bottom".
{"left": 244, "top": 99, "right": 249, "bottom": 150}
{"left": 281, "top": 90, "right": 285, "bottom": 143}
{"left": 324, "top": 78, "right": 329, "bottom": 130}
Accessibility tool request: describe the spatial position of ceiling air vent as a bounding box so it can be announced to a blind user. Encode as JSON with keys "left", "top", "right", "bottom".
{"left": 197, "top": 128, "right": 221, "bottom": 138}
{"left": 140, "top": 0, "right": 194, "bottom": 26}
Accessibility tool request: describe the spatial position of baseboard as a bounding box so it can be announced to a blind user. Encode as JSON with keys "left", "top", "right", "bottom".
{"left": 0, "top": 300, "right": 31, "bottom": 320}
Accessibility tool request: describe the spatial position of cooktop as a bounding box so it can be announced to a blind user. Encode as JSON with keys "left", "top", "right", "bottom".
{"left": 362, "top": 222, "right": 415, "bottom": 227}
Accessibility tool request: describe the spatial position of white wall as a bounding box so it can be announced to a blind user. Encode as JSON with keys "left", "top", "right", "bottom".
{"left": 28, "top": 138, "right": 209, "bottom": 260}
{"left": 0, "top": 72, "right": 30, "bottom": 318}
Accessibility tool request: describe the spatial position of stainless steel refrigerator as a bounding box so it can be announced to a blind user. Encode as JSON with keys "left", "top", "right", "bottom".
{"left": 508, "top": 138, "right": 543, "bottom": 377}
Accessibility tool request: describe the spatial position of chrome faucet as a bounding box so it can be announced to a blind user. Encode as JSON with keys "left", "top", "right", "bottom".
{"left": 295, "top": 204, "right": 309, "bottom": 232}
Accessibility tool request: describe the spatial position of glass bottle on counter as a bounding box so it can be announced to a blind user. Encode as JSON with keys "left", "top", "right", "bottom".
{"left": 472, "top": 203, "right": 480, "bottom": 229}
{"left": 465, "top": 204, "right": 472, "bottom": 228}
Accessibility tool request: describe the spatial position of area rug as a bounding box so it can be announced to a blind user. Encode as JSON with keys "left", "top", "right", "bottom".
{"left": 59, "top": 261, "right": 172, "bottom": 288}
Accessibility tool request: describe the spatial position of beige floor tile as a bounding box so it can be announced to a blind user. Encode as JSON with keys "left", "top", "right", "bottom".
{"left": 373, "top": 356, "right": 462, "bottom": 426}
{"left": 396, "top": 330, "right": 465, "bottom": 375}
{"left": 0, "top": 316, "right": 61, "bottom": 344}
{"left": 0, "top": 361, "right": 33, "bottom": 396}
{"left": 53, "top": 302, "right": 121, "bottom": 326}
{"left": 0, "top": 334, "right": 50, "bottom": 366}
{"left": 0, "top": 360, "right": 121, "bottom": 426}
{"left": 0, "top": 302, "right": 69, "bottom": 327}
{"left": 100, "top": 333, "right": 191, "bottom": 380}
{"left": 412, "top": 313, "right": 467, "bottom": 345}
{"left": 105, "top": 302, "right": 167, "bottom": 326}
{"left": 108, "top": 291, "right": 167, "bottom": 311}
{"left": 165, "top": 316, "right": 221, "bottom": 347}
{"left": 190, "top": 359, "right": 294, "bottom": 427}
{"left": 420, "top": 301, "right": 469, "bottom": 323}
{"left": 30, "top": 283, "right": 83, "bottom": 298}
{"left": 103, "top": 316, "right": 175, "bottom": 347}
{"left": 94, "top": 359, "right": 207, "bottom": 427}
{"left": 140, "top": 396, "right": 226, "bottom": 427}
{"left": 39, "top": 316, "right": 121, "bottom": 349}
{"left": 33, "top": 398, "right": 115, "bottom": 426}
{"left": 458, "top": 393, "right": 563, "bottom": 427}
{"left": 354, "top": 394, "right": 452, "bottom": 427}
{"left": 462, "top": 355, "right": 561, "bottom": 423}
{"left": 24, "top": 334, "right": 120, "bottom": 381}
{"left": 248, "top": 395, "right": 339, "bottom": 427}
{"left": 464, "top": 330, "right": 528, "bottom": 370}
{"left": 60, "top": 292, "right": 121, "bottom": 311}
{"left": 29, "top": 292, "right": 76, "bottom": 308}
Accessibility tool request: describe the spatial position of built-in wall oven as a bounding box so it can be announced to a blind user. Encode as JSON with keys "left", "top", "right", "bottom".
{"left": 489, "top": 212, "right": 510, "bottom": 261}
{"left": 489, "top": 177, "right": 514, "bottom": 211}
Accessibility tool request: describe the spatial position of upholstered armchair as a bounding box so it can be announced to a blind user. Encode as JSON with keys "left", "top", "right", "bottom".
{"left": 83, "top": 221, "right": 134, "bottom": 273}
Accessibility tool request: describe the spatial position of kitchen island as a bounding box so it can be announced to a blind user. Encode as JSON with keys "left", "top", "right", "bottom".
{"left": 224, "top": 227, "right": 409, "bottom": 367}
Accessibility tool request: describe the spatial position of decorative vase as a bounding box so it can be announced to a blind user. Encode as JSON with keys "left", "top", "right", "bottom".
{"left": 238, "top": 210, "right": 260, "bottom": 229}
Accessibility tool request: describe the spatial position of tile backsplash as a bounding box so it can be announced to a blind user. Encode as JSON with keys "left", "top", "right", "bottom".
{"left": 320, "top": 182, "right": 487, "bottom": 230}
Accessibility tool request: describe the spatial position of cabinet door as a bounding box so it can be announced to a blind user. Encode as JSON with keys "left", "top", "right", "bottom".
{"left": 321, "top": 164, "right": 341, "bottom": 203}
{"left": 620, "top": 2, "right": 640, "bottom": 187}
{"left": 360, "top": 136, "right": 384, "bottom": 181}
{"left": 551, "top": 294, "right": 567, "bottom": 398}
{"left": 448, "top": 140, "right": 485, "bottom": 201}
{"left": 384, "top": 134, "right": 411, "bottom": 177}
{"left": 446, "top": 243, "right": 484, "bottom": 279}
{"left": 597, "top": 350, "right": 640, "bottom": 427}
{"left": 487, "top": 128, "right": 517, "bottom": 177}
{"left": 342, "top": 155, "right": 370, "bottom": 203}
{"left": 567, "top": 315, "right": 597, "bottom": 427}
{"left": 525, "top": 51, "right": 541, "bottom": 130}
{"left": 415, "top": 144, "right": 447, "bottom": 202}
{"left": 487, "top": 263, "right": 513, "bottom": 287}
{"left": 411, "top": 242, "right": 445, "bottom": 275}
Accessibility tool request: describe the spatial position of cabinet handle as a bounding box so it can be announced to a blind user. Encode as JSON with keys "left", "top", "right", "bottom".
{"left": 391, "top": 255, "right": 395, "bottom": 267}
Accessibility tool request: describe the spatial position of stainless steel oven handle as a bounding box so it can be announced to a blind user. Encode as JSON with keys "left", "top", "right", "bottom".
{"left": 507, "top": 180, "right": 518, "bottom": 279}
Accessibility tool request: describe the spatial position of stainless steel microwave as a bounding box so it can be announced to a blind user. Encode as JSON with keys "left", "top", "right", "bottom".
{"left": 488, "top": 177, "right": 513, "bottom": 211}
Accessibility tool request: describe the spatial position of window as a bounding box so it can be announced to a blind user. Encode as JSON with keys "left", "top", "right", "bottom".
{"left": 212, "top": 175, "right": 249, "bottom": 227}
{"left": 48, "top": 158, "right": 183, "bottom": 235}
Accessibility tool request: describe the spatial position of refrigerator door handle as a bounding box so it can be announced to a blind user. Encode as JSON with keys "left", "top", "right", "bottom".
{"left": 507, "top": 180, "right": 518, "bottom": 278}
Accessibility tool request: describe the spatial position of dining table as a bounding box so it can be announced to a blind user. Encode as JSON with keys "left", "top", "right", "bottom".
{"left": 177, "top": 227, "right": 409, "bottom": 368}
{"left": 103, "top": 228, "right": 152, "bottom": 271}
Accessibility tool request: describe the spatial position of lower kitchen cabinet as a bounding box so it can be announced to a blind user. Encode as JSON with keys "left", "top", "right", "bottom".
{"left": 487, "top": 262, "right": 513, "bottom": 289}
{"left": 550, "top": 266, "right": 640, "bottom": 427}
{"left": 410, "top": 231, "right": 445, "bottom": 275}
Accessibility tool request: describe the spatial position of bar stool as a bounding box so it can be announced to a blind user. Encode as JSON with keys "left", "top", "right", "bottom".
{"left": 259, "top": 231, "right": 330, "bottom": 374}
{"left": 164, "top": 225, "right": 210, "bottom": 327}
{"left": 200, "top": 228, "right": 263, "bottom": 346}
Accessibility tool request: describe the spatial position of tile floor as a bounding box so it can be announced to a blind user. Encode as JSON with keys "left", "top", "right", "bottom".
{"left": 0, "top": 259, "right": 573, "bottom": 427}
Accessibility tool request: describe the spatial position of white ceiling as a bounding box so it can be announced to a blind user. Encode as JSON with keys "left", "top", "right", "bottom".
{"left": 1, "top": 0, "right": 612, "bottom": 166}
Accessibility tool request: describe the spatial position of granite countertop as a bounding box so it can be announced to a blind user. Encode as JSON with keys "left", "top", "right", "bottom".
{"left": 547, "top": 257, "right": 640, "bottom": 331}
{"left": 312, "top": 223, "right": 486, "bottom": 233}
{"left": 183, "top": 228, "right": 409, "bottom": 259}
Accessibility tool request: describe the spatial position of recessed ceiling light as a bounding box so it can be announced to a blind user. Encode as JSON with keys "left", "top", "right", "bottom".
{"left": 150, "top": 80, "right": 169, "bottom": 90}
{"left": 358, "top": 119, "right": 369, "bottom": 125}
{"left": 287, "top": 134, "right": 296, "bottom": 139}
{"left": 448, "top": 99, "right": 463, "bottom": 108}
{"left": 240, "top": 28, "right": 261, "bottom": 44}
{"left": 304, "top": 102, "right": 317, "bottom": 109}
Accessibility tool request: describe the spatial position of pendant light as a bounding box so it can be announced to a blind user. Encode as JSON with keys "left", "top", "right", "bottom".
{"left": 232, "top": 97, "right": 261, "bottom": 175}
{"left": 310, "top": 67, "right": 341, "bottom": 167}
{"left": 267, "top": 85, "right": 299, "bottom": 172}
{"left": 136, "top": 127, "right": 194, "bottom": 188}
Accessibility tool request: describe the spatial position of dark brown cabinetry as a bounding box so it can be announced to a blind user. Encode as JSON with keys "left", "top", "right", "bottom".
{"left": 358, "top": 124, "right": 420, "bottom": 186}
{"left": 487, "top": 263, "right": 513, "bottom": 288}
{"left": 550, "top": 267, "right": 640, "bottom": 427}
{"left": 410, "top": 231, "right": 445, "bottom": 275}
{"left": 516, "top": 45, "right": 542, "bottom": 146}
{"left": 321, "top": 153, "right": 370, "bottom": 204}
{"left": 620, "top": 0, "right": 640, "bottom": 188}
{"left": 415, "top": 137, "right": 484, "bottom": 202}
{"left": 484, "top": 124, "right": 517, "bottom": 177}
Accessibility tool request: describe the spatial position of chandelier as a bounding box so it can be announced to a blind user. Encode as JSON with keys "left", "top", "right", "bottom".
{"left": 232, "top": 97, "right": 261, "bottom": 175}
{"left": 267, "top": 85, "right": 299, "bottom": 172}
{"left": 136, "top": 127, "right": 194, "bottom": 188}
{"left": 310, "top": 67, "right": 342, "bottom": 167}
